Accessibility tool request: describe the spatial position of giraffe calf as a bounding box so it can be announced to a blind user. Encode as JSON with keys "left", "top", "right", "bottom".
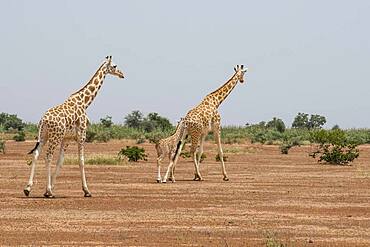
{"left": 155, "top": 119, "right": 187, "bottom": 183}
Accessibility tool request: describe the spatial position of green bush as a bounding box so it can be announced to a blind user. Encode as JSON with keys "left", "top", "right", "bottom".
{"left": 118, "top": 146, "right": 148, "bottom": 162}
{"left": 292, "top": 112, "right": 326, "bottom": 129}
{"left": 266, "top": 117, "right": 286, "bottom": 133}
{"left": 13, "top": 131, "right": 26, "bottom": 142}
{"left": 215, "top": 153, "right": 228, "bottom": 162}
{"left": 0, "top": 140, "right": 5, "bottom": 154}
{"left": 309, "top": 129, "right": 359, "bottom": 165}
{"left": 124, "top": 111, "right": 173, "bottom": 133}
{"left": 0, "top": 112, "right": 25, "bottom": 131}
{"left": 279, "top": 138, "right": 300, "bottom": 154}
{"left": 100, "top": 115, "right": 113, "bottom": 128}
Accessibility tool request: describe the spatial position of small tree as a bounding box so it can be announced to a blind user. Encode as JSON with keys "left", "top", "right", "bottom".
{"left": 118, "top": 146, "right": 148, "bottom": 162}
{"left": 0, "top": 112, "right": 24, "bottom": 131}
{"left": 124, "top": 111, "right": 144, "bottom": 129}
{"left": 292, "top": 112, "right": 326, "bottom": 129}
{"left": 308, "top": 114, "right": 326, "bottom": 129}
{"left": 310, "top": 129, "right": 359, "bottom": 165}
{"left": 100, "top": 115, "right": 113, "bottom": 128}
{"left": 142, "top": 112, "right": 172, "bottom": 132}
{"left": 266, "top": 117, "right": 286, "bottom": 133}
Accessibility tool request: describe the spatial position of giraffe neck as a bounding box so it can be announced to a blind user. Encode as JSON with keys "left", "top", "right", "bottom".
{"left": 171, "top": 121, "right": 186, "bottom": 141}
{"left": 68, "top": 61, "right": 109, "bottom": 109}
{"left": 204, "top": 73, "right": 239, "bottom": 108}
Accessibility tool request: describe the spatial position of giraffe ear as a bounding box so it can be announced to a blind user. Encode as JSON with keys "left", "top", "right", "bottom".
{"left": 241, "top": 65, "right": 244, "bottom": 69}
{"left": 105, "top": 56, "right": 109, "bottom": 59}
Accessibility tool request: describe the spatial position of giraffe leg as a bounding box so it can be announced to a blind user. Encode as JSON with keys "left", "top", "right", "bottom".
{"left": 163, "top": 138, "right": 185, "bottom": 183}
{"left": 190, "top": 137, "right": 203, "bottom": 181}
{"left": 44, "top": 138, "right": 61, "bottom": 198}
{"left": 51, "top": 142, "right": 68, "bottom": 190}
{"left": 24, "top": 142, "right": 43, "bottom": 197}
{"left": 213, "top": 122, "right": 229, "bottom": 181}
{"left": 156, "top": 156, "right": 164, "bottom": 183}
{"left": 196, "top": 134, "right": 206, "bottom": 168}
{"left": 77, "top": 135, "right": 91, "bottom": 197}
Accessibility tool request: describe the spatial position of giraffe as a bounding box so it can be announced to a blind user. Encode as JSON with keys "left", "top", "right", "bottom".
{"left": 161, "top": 65, "right": 247, "bottom": 183}
{"left": 24, "top": 56, "right": 124, "bottom": 198}
{"left": 155, "top": 118, "right": 187, "bottom": 183}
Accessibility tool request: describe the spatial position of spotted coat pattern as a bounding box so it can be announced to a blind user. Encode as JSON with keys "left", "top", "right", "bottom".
{"left": 24, "top": 56, "right": 124, "bottom": 198}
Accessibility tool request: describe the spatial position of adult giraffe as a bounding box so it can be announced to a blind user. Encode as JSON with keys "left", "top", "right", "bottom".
{"left": 24, "top": 56, "right": 124, "bottom": 198}
{"left": 162, "top": 65, "right": 247, "bottom": 183}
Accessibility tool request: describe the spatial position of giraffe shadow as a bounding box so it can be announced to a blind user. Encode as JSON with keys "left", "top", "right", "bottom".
{"left": 17, "top": 196, "right": 71, "bottom": 199}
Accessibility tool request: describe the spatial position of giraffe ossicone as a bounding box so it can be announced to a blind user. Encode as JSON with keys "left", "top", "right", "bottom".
{"left": 24, "top": 56, "right": 125, "bottom": 198}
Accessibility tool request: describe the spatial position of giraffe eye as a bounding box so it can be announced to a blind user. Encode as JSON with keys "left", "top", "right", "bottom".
{"left": 113, "top": 65, "right": 117, "bottom": 69}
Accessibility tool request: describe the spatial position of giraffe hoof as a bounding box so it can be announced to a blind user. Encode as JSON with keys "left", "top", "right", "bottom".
{"left": 168, "top": 177, "right": 173, "bottom": 182}
{"left": 84, "top": 192, "right": 92, "bottom": 197}
{"left": 156, "top": 179, "right": 162, "bottom": 183}
{"left": 223, "top": 177, "right": 229, "bottom": 181}
{"left": 161, "top": 180, "right": 167, "bottom": 183}
{"left": 43, "top": 192, "right": 54, "bottom": 198}
{"left": 23, "top": 189, "right": 30, "bottom": 197}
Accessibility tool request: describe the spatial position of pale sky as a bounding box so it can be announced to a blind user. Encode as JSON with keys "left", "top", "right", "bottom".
{"left": 1, "top": 1, "right": 369, "bottom": 128}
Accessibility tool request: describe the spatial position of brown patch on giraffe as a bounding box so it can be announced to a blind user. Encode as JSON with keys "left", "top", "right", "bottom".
{"left": 88, "top": 86, "right": 95, "bottom": 93}
{"left": 84, "top": 96, "right": 90, "bottom": 104}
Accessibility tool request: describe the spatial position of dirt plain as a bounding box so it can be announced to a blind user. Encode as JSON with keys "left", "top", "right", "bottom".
{"left": 0, "top": 140, "right": 369, "bottom": 246}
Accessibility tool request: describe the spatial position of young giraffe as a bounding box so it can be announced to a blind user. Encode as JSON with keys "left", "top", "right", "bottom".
{"left": 24, "top": 56, "right": 124, "bottom": 198}
{"left": 162, "top": 65, "right": 247, "bottom": 183}
{"left": 155, "top": 118, "right": 187, "bottom": 183}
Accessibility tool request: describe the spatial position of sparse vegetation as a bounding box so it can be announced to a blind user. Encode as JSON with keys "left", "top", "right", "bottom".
{"left": 118, "top": 146, "right": 148, "bottom": 162}
{"left": 265, "top": 232, "right": 287, "bottom": 247}
{"left": 0, "top": 112, "right": 25, "bottom": 131}
{"left": 309, "top": 129, "right": 360, "bottom": 165}
{"left": 279, "top": 137, "right": 301, "bottom": 154}
{"left": 64, "top": 154, "right": 128, "bottom": 166}
{"left": 215, "top": 153, "right": 228, "bottom": 162}
{"left": 13, "top": 131, "right": 26, "bottom": 142}
{"left": 292, "top": 112, "right": 326, "bottom": 129}
{"left": 0, "top": 140, "right": 5, "bottom": 154}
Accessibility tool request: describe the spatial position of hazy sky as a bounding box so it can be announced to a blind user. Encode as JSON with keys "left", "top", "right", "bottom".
{"left": 1, "top": 1, "right": 369, "bottom": 128}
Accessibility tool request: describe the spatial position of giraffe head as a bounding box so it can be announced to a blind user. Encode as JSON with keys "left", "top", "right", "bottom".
{"left": 234, "top": 65, "right": 248, "bottom": 83}
{"left": 105, "top": 56, "right": 125, "bottom": 78}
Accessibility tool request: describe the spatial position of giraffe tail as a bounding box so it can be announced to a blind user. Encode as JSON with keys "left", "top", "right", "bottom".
{"left": 28, "top": 120, "right": 44, "bottom": 154}
{"left": 28, "top": 142, "right": 40, "bottom": 154}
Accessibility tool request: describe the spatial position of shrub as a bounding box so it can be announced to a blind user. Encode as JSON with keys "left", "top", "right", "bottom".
{"left": 124, "top": 111, "right": 173, "bottom": 133}
{"left": 197, "top": 153, "right": 206, "bottom": 163}
{"left": 266, "top": 117, "right": 286, "bottom": 133}
{"left": 95, "top": 130, "right": 112, "bottom": 142}
{"left": 0, "top": 140, "right": 5, "bottom": 154}
{"left": 309, "top": 129, "right": 359, "bottom": 165}
{"left": 13, "top": 131, "right": 26, "bottom": 142}
{"left": 124, "top": 110, "right": 144, "bottom": 129}
{"left": 0, "top": 112, "right": 25, "bottom": 131}
{"left": 100, "top": 115, "right": 113, "bottom": 128}
{"left": 215, "top": 153, "right": 228, "bottom": 162}
{"left": 118, "top": 146, "right": 148, "bottom": 162}
{"left": 85, "top": 129, "right": 97, "bottom": 142}
{"left": 292, "top": 112, "right": 326, "bottom": 129}
{"left": 279, "top": 138, "right": 300, "bottom": 154}
{"left": 180, "top": 150, "right": 192, "bottom": 159}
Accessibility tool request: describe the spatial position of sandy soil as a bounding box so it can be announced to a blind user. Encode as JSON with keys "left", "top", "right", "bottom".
{"left": 0, "top": 140, "right": 369, "bottom": 246}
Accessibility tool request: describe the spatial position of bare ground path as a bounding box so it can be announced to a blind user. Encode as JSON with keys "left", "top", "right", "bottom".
{"left": 0, "top": 140, "right": 369, "bottom": 246}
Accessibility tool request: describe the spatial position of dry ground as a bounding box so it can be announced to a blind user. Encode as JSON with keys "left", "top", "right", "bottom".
{"left": 0, "top": 140, "right": 369, "bottom": 246}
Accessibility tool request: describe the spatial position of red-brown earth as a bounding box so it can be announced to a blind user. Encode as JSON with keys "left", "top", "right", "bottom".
{"left": 0, "top": 140, "right": 369, "bottom": 246}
